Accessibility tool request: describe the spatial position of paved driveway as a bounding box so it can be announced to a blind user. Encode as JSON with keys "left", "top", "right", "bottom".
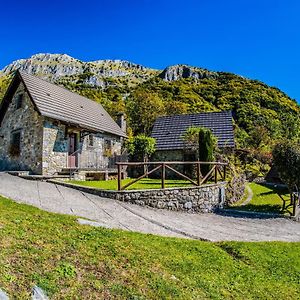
{"left": 0, "top": 173, "right": 300, "bottom": 242}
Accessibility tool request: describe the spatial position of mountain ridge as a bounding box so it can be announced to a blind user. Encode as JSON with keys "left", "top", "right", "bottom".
{"left": 0, "top": 53, "right": 299, "bottom": 158}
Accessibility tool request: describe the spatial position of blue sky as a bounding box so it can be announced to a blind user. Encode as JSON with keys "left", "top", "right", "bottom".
{"left": 1, "top": 0, "right": 300, "bottom": 101}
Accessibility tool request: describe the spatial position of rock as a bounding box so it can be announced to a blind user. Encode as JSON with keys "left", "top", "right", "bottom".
{"left": 0, "top": 289, "right": 9, "bottom": 300}
{"left": 184, "top": 202, "right": 193, "bottom": 209}
{"left": 159, "top": 64, "right": 218, "bottom": 81}
{"left": 77, "top": 218, "right": 111, "bottom": 229}
{"left": 32, "top": 286, "right": 48, "bottom": 300}
{"left": 0, "top": 54, "right": 157, "bottom": 89}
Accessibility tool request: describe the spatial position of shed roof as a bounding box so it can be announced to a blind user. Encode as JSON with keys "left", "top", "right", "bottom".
{"left": 151, "top": 111, "right": 235, "bottom": 150}
{"left": 0, "top": 71, "right": 126, "bottom": 137}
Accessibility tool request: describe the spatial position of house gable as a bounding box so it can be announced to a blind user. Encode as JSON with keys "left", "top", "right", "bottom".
{"left": 0, "top": 80, "right": 43, "bottom": 173}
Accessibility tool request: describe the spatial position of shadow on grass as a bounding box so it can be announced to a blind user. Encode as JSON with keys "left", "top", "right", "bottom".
{"left": 216, "top": 209, "right": 282, "bottom": 219}
{"left": 229, "top": 203, "right": 282, "bottom": 213}
{"left": 226, "top": 182, "right": 292, "bottom": 217}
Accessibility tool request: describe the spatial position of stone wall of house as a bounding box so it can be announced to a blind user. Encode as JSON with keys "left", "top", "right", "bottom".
{"left": 79, "top": 133, "right": 122, "bottom": 169}
{"left": 42, "top": 119, "right": 122, "bottom": 175}
{"left": 0, "top": 82, "right": 43, "bottom": 173}
{"left": 42, "top": 120, "right": 68, "bottom": 175}
{"left": 53, "top": 180, "right": 227, "bottom": 213}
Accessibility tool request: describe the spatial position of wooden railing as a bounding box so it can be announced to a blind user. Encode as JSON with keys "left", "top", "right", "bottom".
{"left": 115, "top": 161, "right": 228, "bottom": 191}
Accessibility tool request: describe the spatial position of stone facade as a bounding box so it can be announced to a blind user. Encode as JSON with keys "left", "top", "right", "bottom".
{"left": 79, "top": 132, "right": 122, "bottom": 169}
{"left": 53, "top": 180, "right": 227, "bottom": 213}
{"left": 41, "top": 119, "right": 122, "bottom": 175}
{"left": 0, "top": 82, "right": 123, "bottom": 176}
{"left": 43, "top": 119, "right": 122, "bottom": 175}
{"left": 0, "top": 83, "right": 43, "bottom": 173}
{"left": 42, "top": 120, "right": 69, "bottom": 175}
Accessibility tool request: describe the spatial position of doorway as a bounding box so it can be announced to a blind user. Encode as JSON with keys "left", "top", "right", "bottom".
{"left": 68, "top": 133, "right": 78, "bottom": 168}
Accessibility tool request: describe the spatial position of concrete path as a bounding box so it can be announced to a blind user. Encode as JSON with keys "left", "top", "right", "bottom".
{"left": 0, "top": 173, "right": 300, "bottom": 242}
{"left": 241, "top": 184, "right": 253, "bottom": 206}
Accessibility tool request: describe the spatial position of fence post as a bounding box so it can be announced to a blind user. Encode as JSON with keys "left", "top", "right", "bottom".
{"left": 117, "top": 164, "right": 122, "bottom": 191}
{"left": 161, "top": 163, "right": 165, "bottom": 189}
{"left": 214, "top": 165, "right": 218, "bottom": 183}
{"left": 223, "top": 165, "right": 226, "bottom": 181}
{"left": 197, "top": 162, "right": 201, "bottom": 186}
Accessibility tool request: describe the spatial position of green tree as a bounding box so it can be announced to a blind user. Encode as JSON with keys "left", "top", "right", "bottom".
{"left": 183, "top": 126, "right": 217, "bottom": 175}
{"left": 126, "top": 89, "right": 165, "bottom": 135}
{"left": 272, "top": 141, "right": 300, "bottom": 192}
{"left": 125, "top": 134, "right": 156, "bottom": 162}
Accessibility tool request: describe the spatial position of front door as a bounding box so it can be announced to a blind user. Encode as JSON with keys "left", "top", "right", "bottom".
{"left": 68, "top": 133, "right": 78, "bottom": 168}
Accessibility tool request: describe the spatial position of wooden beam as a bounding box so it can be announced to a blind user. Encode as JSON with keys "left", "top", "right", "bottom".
{"left": 161, "top": 163, "right": 165, "bottom": 189}
{"left": 165, "top": 164, "right": 198, "bottom": 186}
{"left": 200, "top": 166, "right": 216, "bottom": 185}
{"left": 121, "top": 165, "right": 162, "bottom": 190}
{"left": 214, "top": 165, "right": 218, "bottom": 183}
{"left": 117, "top": 164, "right": 122, "bottom": 191}
{"left": 197, "top": 162, "right": 202, "bottom": 186}
{"left": 116, "top": 161, "right": 228, "bottom": 166}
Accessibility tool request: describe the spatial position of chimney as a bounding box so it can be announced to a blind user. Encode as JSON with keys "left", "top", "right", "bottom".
{"left": 117, "top": 113, "right": 126, "bottom": 133}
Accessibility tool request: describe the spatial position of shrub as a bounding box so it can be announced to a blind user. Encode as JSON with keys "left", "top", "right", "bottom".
{"left": 182, "top": 126, "right": 217, "bottom": 175}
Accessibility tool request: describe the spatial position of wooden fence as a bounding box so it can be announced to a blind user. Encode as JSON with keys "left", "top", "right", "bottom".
{"left": 116, "top": 161, "right": 228, "bottom": 191}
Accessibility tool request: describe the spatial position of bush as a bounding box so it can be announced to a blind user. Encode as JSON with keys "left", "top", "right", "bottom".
{"left": 272, "top": 141, "right": 300, "bottom": 191}
{"left": 182, "top": 126, "right": 217, "bottom": 175}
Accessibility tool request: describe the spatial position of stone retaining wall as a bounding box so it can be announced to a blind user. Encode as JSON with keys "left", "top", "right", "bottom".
{"left": 52, "top": 180, "right": 227, "bottom": 213}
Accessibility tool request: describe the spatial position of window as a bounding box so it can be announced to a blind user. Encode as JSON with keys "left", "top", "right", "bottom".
{"left": 104, "top": 139, "right": 112, "bottom": 157}
{"left": 9, "top": 130, "right": 21, "bottom": 156}
{"left": 16, "top": 94, "right": 23, "bottom": 110}
{"left": 88, "top": 134, "right": 94, "bottom": 147}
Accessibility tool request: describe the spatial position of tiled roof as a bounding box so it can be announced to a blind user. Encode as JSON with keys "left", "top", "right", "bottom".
{"left": 151, "top": 111, "right": 235, "bottom": 150}
{"left": 1, "top": 71, "right": 126, "bottom": 137}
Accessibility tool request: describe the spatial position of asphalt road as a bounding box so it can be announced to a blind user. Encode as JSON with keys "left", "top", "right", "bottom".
{"left": 1, "top": 172, "right": 300, "bottom": 242}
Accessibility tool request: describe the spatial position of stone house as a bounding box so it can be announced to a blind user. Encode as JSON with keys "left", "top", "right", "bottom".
{"left": 151, "top": 111, "right": 235, "bottom": 175}
{"left": 0, "top": 71, "right": 127, "bottom": 176}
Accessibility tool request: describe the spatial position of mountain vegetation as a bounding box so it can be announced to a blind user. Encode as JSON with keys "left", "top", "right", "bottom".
{"left": 1, "top": 53, "right": 299, "bottom": 175}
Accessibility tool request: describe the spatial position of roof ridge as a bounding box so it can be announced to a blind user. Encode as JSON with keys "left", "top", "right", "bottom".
{"left": 15, "top": 71, "right": 126, "bottom": 137}
{"left": 17, "top": 70, "right": 105, "bottom": 109}
{"left": 155, "top": 110, "right": 232, "bottom": 120}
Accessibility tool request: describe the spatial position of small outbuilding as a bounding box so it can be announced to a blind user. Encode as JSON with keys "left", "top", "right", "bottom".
{"left": 151, "top": 111, "right": 235, "bottom": 162}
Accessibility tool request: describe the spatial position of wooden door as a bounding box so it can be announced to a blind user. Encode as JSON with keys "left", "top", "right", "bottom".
{"left": 68, "top": 133, "right": 78, "bottom": 168}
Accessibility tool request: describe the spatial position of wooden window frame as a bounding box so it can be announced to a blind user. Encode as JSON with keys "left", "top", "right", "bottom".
{"left": 9, "top": 130, "right": 22, "bottom": 157}
{"left": 104, "top": 139, "right": 113, "bottom": 157}
{"left": 16, "top": 94, "right": 23, "bottom": 110}
{"left": 88, "top": 134, "right": 94, "bottom": 148}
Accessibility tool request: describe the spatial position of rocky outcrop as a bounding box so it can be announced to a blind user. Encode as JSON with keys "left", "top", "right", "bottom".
{"left": 0, "top": 53, "right": 157, "bottom": 88}
{"left": 159, "top": 64, "right": 218, "bottom": 81}
{"left": 0, "top": 55, "right": 220, "bottom": 87}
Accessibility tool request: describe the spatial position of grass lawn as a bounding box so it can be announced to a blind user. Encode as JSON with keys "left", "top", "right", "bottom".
{"left": 231, "top": 183, "right": 291, "bottom": 214}
{"left": 69, "top": 178, "right": 194, "bottom": 190}
{"left": 0, "top": 196, "right": 300, "bottom": 299}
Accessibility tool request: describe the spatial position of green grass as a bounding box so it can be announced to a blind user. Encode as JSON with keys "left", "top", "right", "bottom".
{"left": 0, "top": 196, "right": 300, "bottom": 299}
{"left": 231, "top": 183, "right": 291, "bottom": 214}
{"left": 69, "top": 178, "right": 194, "bottom": 190}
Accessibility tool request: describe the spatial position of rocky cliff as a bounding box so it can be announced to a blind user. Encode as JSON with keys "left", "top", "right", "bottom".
{"left": 0, "top": 53, "right": 158, "bottom": 88}
{"left": 159, "top": 64, "right": 219, "bottom": 81}
{"left": 0, "top": 54, "right": 224, "bottom": 87}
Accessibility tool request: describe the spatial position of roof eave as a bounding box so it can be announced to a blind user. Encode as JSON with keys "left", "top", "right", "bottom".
{"left": 42, "top": 113, "right": 127, "bottom": 138}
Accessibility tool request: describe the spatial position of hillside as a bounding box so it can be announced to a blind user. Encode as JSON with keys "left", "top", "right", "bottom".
{"left": 1, "top": 53, "right": 299, "bottom": 152}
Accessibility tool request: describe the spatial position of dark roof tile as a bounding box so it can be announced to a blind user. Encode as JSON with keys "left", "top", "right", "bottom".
{"left": 151, "top": 111, "right": 235, "bottom": 150}
{"left": 17, "top": 71, "right": 126, "bottom": 137}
